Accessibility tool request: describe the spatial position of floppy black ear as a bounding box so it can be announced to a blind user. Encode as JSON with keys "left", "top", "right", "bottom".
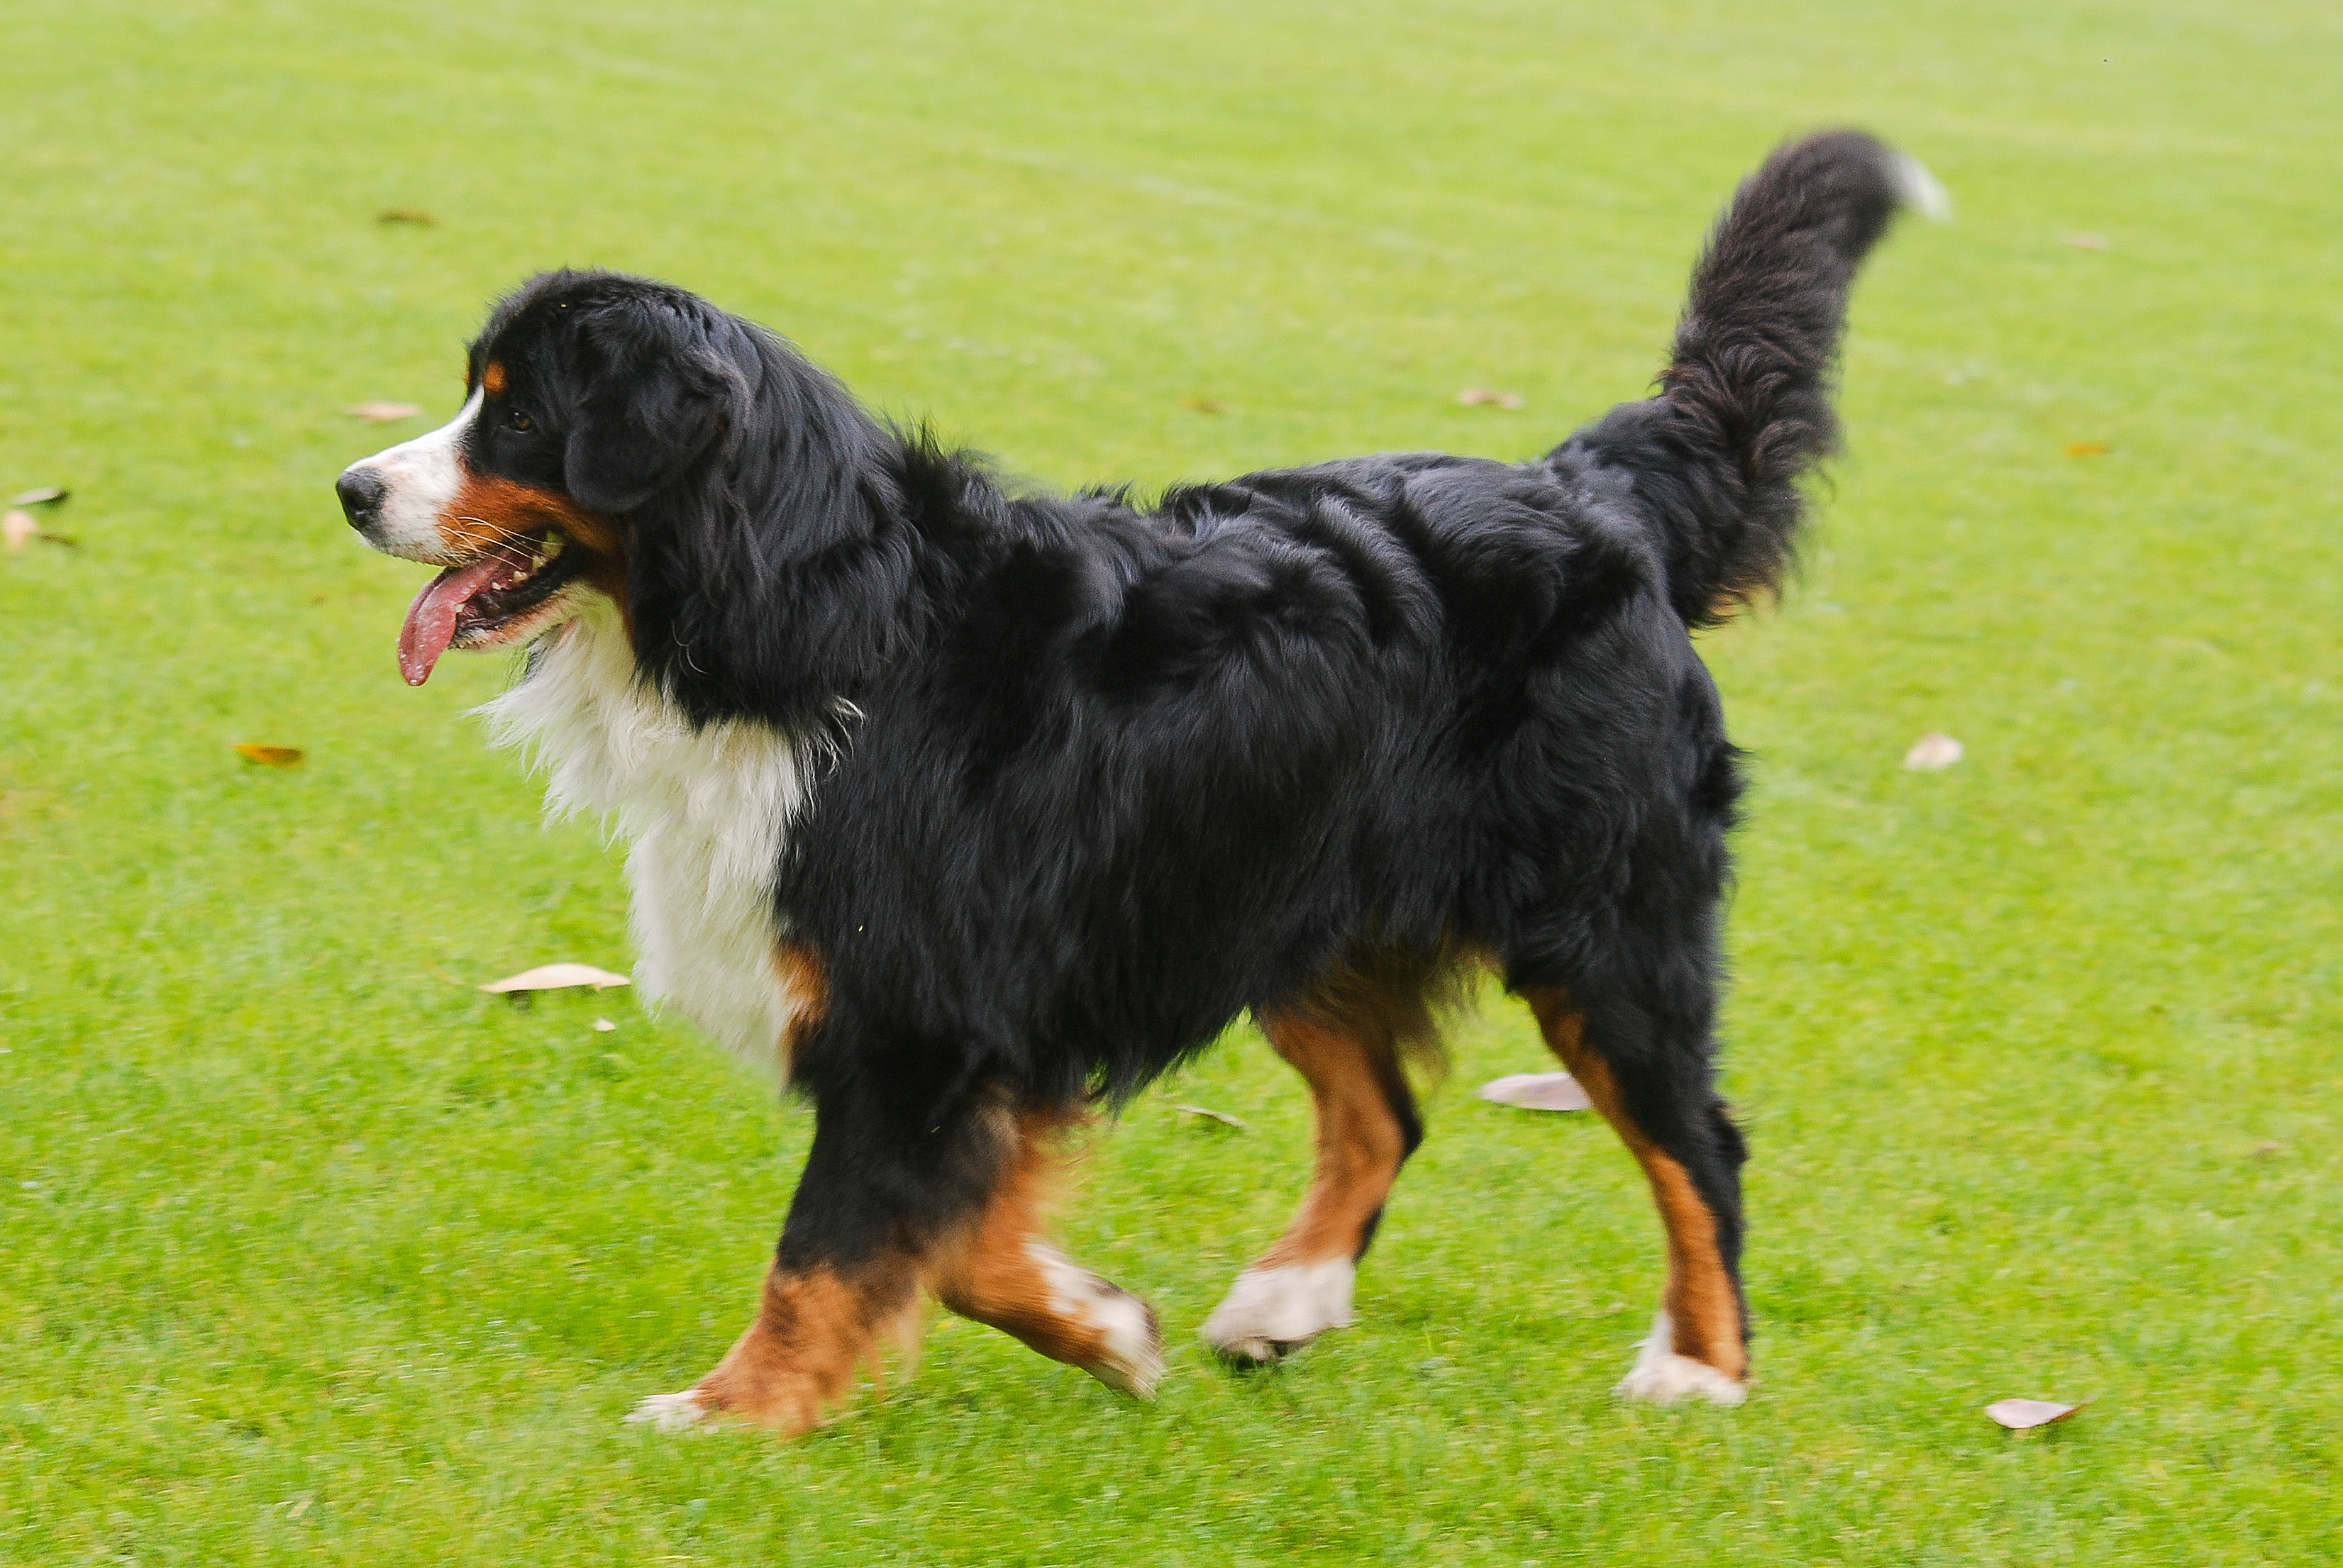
{"left": 563, "top": 299, "right": 744, "bottom": 514}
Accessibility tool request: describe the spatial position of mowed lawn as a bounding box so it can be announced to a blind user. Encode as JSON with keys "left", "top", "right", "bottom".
{"left": 3, "top": 1, "right": 2337, "bottom": 1562}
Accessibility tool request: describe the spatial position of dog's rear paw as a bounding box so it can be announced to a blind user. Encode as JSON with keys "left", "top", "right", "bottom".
{"left": 1200, "top": 1259, "right": 1356, "bottom": 1364}
{"left": 1613, "top": 1313, "right": 1746, "bottom": 1406}
{"left": 625, "top": 1389, "right": 717, "bottom": 1432}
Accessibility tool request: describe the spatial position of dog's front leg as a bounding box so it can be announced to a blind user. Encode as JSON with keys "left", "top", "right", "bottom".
{"left": 627, "top": 1074, "right": 1004, "bottom": 1435}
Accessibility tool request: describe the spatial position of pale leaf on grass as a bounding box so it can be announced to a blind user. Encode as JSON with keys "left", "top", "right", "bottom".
{"left": 4, "top": 511, "right": 34, "bottom": 553}
{"left": 1903, "top": 732, "right": 1963, "bottom": 771}
{"left": 477, "top": 963, "right": 631, "bottom": 994}
{"left": 1174, "top": 1103, "right": 1248, "bottom": 1130}
{"left": 1457, "top": 387, "right": 1525, "bottom": 410}
{"left": 350, "top": 402, "right": 423, "bottom": 423}
{"left": 1478, "top": 1072, "right": 1593, "bottom": 1111}
{"left": 234, "top": 743, "right": 305, "bottom": 767}
{"left": 6, "top": 486, "right": 66, "bottom": 507}
{"left": 1986, "top": 1398, "right": 2081, "bottom": 1430}
{"left": 592, "top": 1018, "right": 618, "bottom": 1033}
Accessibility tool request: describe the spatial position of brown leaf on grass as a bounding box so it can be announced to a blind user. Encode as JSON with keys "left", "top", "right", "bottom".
{"left": 1902, "top": 732, "right": 1963, "bottom": 771}
{"left": 350, "top": 402, "right": 423, "bottom": 423}
{"left": 234, "top": 743, "right": 306, "bottom": 767}
{"left": 1179, "top": 396, "right": 1224, "bottom": 415}
{"left": 7, "top": 486, "right": 66, "bottom": 507}
{"left": 2066, "top": 440, "right": 2112, "bottom": 457}
{"left": 477, "top": 963, "right": 631, "bottom": 994}
{"left": 2061, "top": 232, "right": 2109, "bottom": 250}
{"left": 1986, "top": 1398, "right": 2081, "bottom": 1430}
{"left": 4, "top": 511, "right": 34, "bottom": 553}
{"left": 1457, "top": 387, "right": 1526, "bottom": 410}
{"left": 377, "top": 208, "right": 438, "bottom": 226}
{"left": 1478, "top": 1072, "right": 1593, "bottom": 1111}
{"left": 1174, "top": 1103, "right": 1248, "bottom": 1130}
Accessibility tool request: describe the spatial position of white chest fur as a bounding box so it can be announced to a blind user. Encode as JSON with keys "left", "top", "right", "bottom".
{"left": 478, "top": 608, "right": 809, "bottom": 1067}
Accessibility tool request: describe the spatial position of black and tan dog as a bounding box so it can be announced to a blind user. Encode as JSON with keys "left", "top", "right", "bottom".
{"left": 337, "top": 130, "right": 1937, "bottom": 1433}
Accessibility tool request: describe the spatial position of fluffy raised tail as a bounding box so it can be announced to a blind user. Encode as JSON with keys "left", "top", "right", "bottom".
{"left": 1558, "top": 129, "right": 1944, "bottom": 625}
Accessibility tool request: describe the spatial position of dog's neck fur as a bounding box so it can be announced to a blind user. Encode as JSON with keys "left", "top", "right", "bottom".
{"left": 479, "top": 602, "right": 808, "bottom": 1067}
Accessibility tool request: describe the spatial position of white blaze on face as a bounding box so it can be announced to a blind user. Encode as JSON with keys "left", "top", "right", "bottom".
{"left": 340, "top": 389, "right": 483, "bottom": 563}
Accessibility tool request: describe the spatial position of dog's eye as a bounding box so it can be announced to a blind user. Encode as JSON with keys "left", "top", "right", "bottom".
{"left": 506, "top": 409, "right": 535, "bottom": 433}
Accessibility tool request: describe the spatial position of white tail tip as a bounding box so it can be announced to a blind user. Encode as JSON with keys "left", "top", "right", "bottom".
{"left": 1889, "top": 152, "right": 1954, "bottom": 223}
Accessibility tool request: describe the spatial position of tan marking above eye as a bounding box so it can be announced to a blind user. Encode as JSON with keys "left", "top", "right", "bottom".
{"left": 482, "top": 361, "right": 509, "bottom": 396}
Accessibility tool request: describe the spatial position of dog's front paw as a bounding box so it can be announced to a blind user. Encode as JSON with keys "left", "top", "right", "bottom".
{"left": 625, "top": 1388, "right": 719, "bottom": 1433}
{"left": 1082, "top": 1288, "right": 1166, "bottom": 1397}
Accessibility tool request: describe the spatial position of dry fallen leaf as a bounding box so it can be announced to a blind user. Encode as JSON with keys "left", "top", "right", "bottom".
{"left": 377, "top": 208, "right": 438, "bottom": 226}
{"left": 1174, "top": 1103, "right": 1248, "bottom": 1130}
{"left": 1903, "top": 732, "right": 1964, "bottom": 771}
{"left": 234, "top": 743, "right": 305, "bottom": 767}
{"left": 1179, "top": 395, "right": 1224, "bottom": 415}
{"left": 350, "top": 402, "right": 423, "bottom": 424}
{"left": 1986, "top": 1398, "right": 2081, "bottom": 1430}
{"left": 2066, "top": 440, "right": 2112, "bottom": 457}
{"left": 3, "top": 511, "right": 33, "bottom": 553}
{"left": 1478, "top": 1072, "right": 1594, "bottom": 1111}
{"left": 2061, "top": 232, "right": 2110, "bottom": 250}
{"left": 7, "top": 486, "right": 66, "bottom": 507}
{"left": 592, "top": 1018, "right": 618, "bottom": 1033}
{"left": 477, "top": 963, "right": 631, "bottom": 994}
{"left": 1458, "top": 387, "right": 1526, "bottom": 410}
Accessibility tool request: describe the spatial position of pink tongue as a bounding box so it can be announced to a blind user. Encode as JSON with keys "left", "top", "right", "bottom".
{"left": 398, "top": 553, "right": 517, "bottom": 686}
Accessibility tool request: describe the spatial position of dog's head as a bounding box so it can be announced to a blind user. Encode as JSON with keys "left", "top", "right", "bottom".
{"left": 336, "top": 270, "right": 757, "bottom": 685}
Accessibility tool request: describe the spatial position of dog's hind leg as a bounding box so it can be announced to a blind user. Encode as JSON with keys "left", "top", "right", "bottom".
{"left": 1520, "top": 985, "right": 1749, "bottom": 1404}
{"left": 1201, "top": 995, "right": 1424, "bottom": 1362}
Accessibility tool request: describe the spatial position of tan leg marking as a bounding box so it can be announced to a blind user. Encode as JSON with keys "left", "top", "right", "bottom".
{"left": 928, "top": 1111, "right": 1164, "bottom": 1396}
{"left": 1204, "top": 949, "right": 1456, "bottom": 1360}
{"left": 630, "top": 1257, "right": 921, "bottom": 1435}
{"left": 1253, "top": 1010, "right": 1412, "bottom": 1270}
{"left": 1524, "top": 988, "right": 1746, "bottom": 1385}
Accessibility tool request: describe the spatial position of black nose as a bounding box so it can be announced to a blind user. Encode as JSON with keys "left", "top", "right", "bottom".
{"left": 336, "top": 467, "right": 386, "bottom": 530}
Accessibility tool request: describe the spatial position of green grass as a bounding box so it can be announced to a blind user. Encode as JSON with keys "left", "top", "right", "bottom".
{"left": 4, "top": 0, "right": 2338, "bottom": 1562}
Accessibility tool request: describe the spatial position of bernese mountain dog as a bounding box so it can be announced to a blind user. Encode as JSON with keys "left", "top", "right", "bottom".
{"left": 337, "top": 130, "right": 1938, "bottom": 1433}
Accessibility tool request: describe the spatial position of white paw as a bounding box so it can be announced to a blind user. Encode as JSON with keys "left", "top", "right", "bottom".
{"left": 1029, "top": 1242, "right": 1165, "bottom": 1397}
{"left": 1087, "top": 1291, "right": 1168, "bottom": 1399}
{"left": 625, "top": 1389, "right": 716, "bottom": 1432}
{"left": 1200, "top": 1258, "right": 1356, "bottom": 1362}
{"left": 1614, "top": 1310, "right": 1746, "bottom": 1406}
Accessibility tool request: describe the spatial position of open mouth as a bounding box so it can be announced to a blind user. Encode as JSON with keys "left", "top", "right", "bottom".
{"left": 397, "top": 529, "right": 585, "bottom": 685}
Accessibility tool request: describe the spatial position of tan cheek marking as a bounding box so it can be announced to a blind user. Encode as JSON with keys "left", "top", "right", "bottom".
{"left": 481, "top": 360, "right": 507, "bottom": 396}
{"left": 1524, "top": 989, "right": 1746, "bottom": 1381}
{"left": 437, "top": 473, "right": 588, "bottom": 554}
{"left": 433, "top": 471, "right": 630, "bottom": 613}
